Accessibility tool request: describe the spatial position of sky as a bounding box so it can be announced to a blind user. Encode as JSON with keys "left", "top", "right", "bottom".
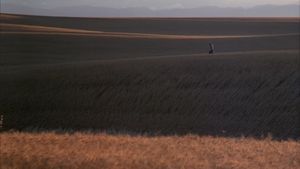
{"left": 2, "top": 0, "right": 300, "bottom": 9}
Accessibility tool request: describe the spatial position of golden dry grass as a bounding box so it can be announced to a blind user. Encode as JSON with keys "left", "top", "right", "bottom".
{"left": 1, "top": 23, "right": 298, "bottom": 40}
{"left": 1, "top": 132, "right": 299, "bottom": 169}
{"left": 0, "top": 14, "right": 23, "bottom": 20}
{"left": 0, "top": 23, "right": 103, "bottom": 34}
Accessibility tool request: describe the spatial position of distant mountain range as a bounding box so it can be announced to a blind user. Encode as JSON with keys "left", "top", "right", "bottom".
{"left": 1, "top": 3, "right": 300, "bottom": 17}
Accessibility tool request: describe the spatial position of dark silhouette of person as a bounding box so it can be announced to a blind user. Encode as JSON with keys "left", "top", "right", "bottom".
{"left": 209, "top": 42, "right": 215, "bottom": 54}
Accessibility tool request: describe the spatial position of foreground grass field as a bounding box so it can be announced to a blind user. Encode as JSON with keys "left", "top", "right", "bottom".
{"left": 0, "top": 14, "right": 299, "bottom": 168}
{"left": 1, "top": 132, "right": 300, "bottom": 169}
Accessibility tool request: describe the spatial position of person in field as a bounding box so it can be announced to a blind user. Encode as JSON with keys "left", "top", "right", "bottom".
{"left": 209, "top": 42, "right": 215, "bottom": 54}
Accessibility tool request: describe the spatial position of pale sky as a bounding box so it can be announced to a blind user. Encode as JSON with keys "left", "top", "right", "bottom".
{"left": 2, "top": 0, "right": 299, "bottom": 9}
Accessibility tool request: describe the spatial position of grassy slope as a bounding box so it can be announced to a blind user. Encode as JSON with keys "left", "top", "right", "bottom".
{"left": 0, "top": 14, "right": 299, "bottom": 140}
{"left": 2, "top": 14, "right": 299, "bottom": 35}
{"left": 1, "top": 51, "right": 299, "bottom": 139}
{"left": 1, "top": 132, "right": 300, "bottom": 169}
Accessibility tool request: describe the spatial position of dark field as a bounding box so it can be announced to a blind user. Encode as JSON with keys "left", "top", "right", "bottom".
{"left": 0, "top": 14, "right": 299, "bottom": 140}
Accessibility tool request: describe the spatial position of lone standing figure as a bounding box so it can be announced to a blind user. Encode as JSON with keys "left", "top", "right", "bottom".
{"left": 209, "top": 42, "right": 215, "bottom": 54}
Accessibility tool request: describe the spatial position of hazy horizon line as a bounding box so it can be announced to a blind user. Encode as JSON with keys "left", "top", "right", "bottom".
{"left": 2, "top": 2, "right": 300, "bottom": 9}
{"left": 1, "top": 3, "right": 299, "bottom": 17}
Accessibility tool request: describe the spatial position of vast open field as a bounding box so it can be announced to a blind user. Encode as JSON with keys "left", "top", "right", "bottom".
{"left": 0, "top": 14, "right": 299, "bottom": 168}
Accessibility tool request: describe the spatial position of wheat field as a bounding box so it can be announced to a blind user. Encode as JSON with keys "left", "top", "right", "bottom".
{"left": 1, "top": 132, "right": 300, "bottom": 169}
